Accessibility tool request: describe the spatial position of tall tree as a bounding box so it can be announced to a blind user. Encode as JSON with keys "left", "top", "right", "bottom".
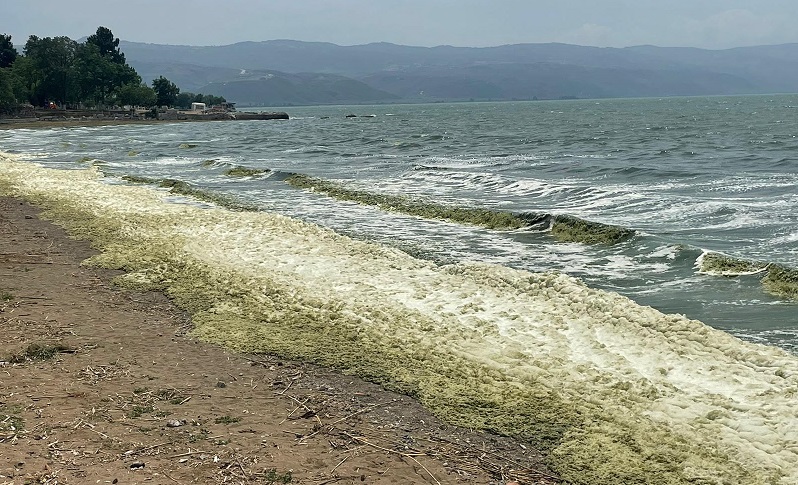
{"left": 151, "top": 76, "right": 179, "bottom": 107}
{"left": 86, "top": 26, "right": 125, "bottom": 64}
{"left": 73, "top": 42, "right": 139, "bottom": 106}
{"left": 23, "top": 35, "right": 78, "bottom": 106}
{"left": 8, "top": 56, "right": 33, "bottom": 105}
{"left": 0, "top": 34, "right": 17, "bottom": 68}
{"left": 0, "top": 34, "right": 18, "bottom": 111}
{"left": 0, "top": 68, "right": 15, "bottom": 109}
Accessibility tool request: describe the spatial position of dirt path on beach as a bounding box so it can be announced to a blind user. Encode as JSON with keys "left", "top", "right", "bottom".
{"left": 0, "top": 196, "right": 557, "bottom": 485}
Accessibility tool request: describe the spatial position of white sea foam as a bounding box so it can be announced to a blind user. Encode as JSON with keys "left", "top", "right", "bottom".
{"left": 771, "top": 232, "right": 798, "bottom": 245}
{"left": 2, "top": 152, "right": 798, "bottom": 484}
{"left": 648, "top": 244, "right": 680, "bottom": 260}
{"left": 499, "top": 178, "right": 570, "bottom": 197}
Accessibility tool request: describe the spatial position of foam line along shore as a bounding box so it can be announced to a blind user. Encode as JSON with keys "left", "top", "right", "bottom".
{"left": 118, "top": 168, "right": 798, "bottom": 303}
{"left": 2, "top": 97, "right": 796, "bottom": 347}
{"left": 2, "top": 152, "right": 797, "bottom": 485}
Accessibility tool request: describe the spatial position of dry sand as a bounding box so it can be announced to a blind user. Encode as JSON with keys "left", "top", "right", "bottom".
{"left": 0, "top": 196, "right": 558, "bottom": 484}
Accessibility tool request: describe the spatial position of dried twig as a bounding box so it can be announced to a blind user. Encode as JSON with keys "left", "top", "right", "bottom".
{"left": 418, "top": 434, "right": 560, "bottom": 481}
{"left": 275, "top": 379, "right": 293, "bottom": 395}
{"left": 170, "top": 450, "right": 209, "bottom": 458}
{"left": 327, "top": 399, "right": 397, "bottom": 427}
{"left": 124, "top": 441, "right": 171, "bottom": 456}
{"left": 236, "top": 458, "right": 250, "bottom": 481}
{"left": 341, "top": 432, "right": 440, "bottom": 485}
{"left": 330, "top": 455, "right": 349, "bottom": 474}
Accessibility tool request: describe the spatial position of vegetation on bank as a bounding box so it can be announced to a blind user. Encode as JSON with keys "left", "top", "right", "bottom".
{"left": 0, "top": 27, "right": 224, "bottom": 113}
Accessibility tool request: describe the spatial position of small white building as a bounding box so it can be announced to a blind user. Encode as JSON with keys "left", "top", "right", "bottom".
{"left": 191, "top": 102, "right": 206, "bottom": 111}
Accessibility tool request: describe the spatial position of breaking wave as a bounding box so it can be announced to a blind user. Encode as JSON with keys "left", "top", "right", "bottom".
{"left": 697, "top": 251, "right": 798, "bottom": 300}
{"left": 285, "top": 173, "right": 635, "bottom": 244}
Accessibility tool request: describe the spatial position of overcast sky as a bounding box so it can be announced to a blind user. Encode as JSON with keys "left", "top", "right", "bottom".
{"left": 5, "top": 0, "right": 798, "bottom": 49}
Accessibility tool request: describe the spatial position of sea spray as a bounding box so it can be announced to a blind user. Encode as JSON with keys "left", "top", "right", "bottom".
{"left": 2, "top": 152, "right": 797, "bottom": 485}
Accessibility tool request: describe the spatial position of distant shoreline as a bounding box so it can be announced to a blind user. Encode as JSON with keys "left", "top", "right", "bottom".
{"left": 0, "top": 112, "right": 289, "bottom": 130}
{"left": 0, "top": 117, "right": 203, "bottom": 130}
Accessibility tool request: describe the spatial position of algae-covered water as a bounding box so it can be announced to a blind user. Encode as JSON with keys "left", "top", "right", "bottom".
{"left": 1, "top": 95, "right": 798, "bottom": 484}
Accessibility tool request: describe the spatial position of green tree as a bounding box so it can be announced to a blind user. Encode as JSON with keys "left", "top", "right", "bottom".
{"left": 73, "top": 43, "right": 111, "bottom": 105}
{"left": 151, "top": 76, "right": 179, "bottom": 107}
{"left": 202, "top": 94, "right": 226, "bottom": 105}
{"left": 0, "top": 34, "right": 19, "bottom": 110}
{"left": 117, "top": 82, "right": 156, "bottom": 107}
{"left": 0, "top": 34, "right": 18, "bottom": 68}
{"left": 0, "top": 68, "right": 15, "bottom": 110}
{"left": 73, "top": 42, "right": 139, "bottom": 106}
{"left": 86, "top": 26, "right": 125, "bottom": 64}
{"left": 8, "top": 56, "right": 33, "bottom": 104}
{"left": 175, "top": 92, "right": 226, "bottom": 108}
{"left": 74, "top": 27, "right": 139, "bottom": 106}
{"left": 23, "top": 35, "right": 78, "bottom": 106}
{"left": 175, "top": 91, "right": 194, "bottom": 109}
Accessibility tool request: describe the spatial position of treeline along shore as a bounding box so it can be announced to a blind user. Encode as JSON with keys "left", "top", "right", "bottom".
{"left": 0, "top": 26, "right": 289, "bottom": 125}
{"left": 0, "top": 107, "right": 290, "bottom": 130}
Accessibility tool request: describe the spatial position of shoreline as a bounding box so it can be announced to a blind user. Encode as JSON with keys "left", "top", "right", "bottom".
{"left": 0, "top": 117, "right": 220, "bottom": 130}
{"left": 0, "top": 111, "right": 288, "bottom": 131}
{"left": 0, "top": 195, "right": 554, "bottom": 483}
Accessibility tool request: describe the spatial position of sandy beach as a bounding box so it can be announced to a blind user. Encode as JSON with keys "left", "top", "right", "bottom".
{"left": 0, "top": 196, "right": 557, "bottom": 485}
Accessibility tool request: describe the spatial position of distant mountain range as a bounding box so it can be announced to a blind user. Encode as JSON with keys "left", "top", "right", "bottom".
{"left": 121, "top": 40, "right": 798, "bottom": 105}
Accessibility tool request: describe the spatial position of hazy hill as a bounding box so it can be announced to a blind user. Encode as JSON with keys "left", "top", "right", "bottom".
{"left": 362, "top": 63, "right": 753, "bottom": 101}
{"left": 121, "top": 40, "right": 798, "bottom": 105}
{"left": 200, "top": 72, "right": 399, "bottom": 106}
{"left": 132, "top": 61, "right": 242, "bottom": 92}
